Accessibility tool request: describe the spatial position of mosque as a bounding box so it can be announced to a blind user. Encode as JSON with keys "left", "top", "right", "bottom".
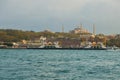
{"left": 69, "top": 25, "right": 90, "bottom": 34}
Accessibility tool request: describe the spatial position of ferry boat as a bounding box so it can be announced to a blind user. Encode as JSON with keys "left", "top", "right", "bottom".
{"left": 27, "top": 42, "right": 107, "bottom": 50}
{"left": 27, "top": 41, "right": 62, "bottom": 49}
{"left": 83, "top": 42, "right": 107, "bottom": 50}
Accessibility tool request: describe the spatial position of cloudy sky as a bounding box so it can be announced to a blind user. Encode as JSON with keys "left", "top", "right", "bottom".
{"left": 0, "top": 0, "right": 120, "bottom": 34}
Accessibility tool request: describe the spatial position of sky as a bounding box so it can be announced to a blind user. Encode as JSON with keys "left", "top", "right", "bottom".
{"left": 0, "top": 0, "right": 120, "bottom": 34}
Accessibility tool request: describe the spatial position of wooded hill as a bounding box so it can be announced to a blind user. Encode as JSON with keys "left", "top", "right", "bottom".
{"left": 0, "top": 29, "right": 84, "bottom": 42}
{"left": 0, "top": 29, "right": 120, "bottom": 47}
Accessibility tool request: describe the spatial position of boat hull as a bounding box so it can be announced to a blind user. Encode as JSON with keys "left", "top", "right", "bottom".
{"left": 27, "top": 47, "right": 107, "bottom": 50}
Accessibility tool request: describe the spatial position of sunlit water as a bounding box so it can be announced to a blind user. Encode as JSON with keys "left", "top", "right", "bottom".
{"left": 0, "top": 49, "right": 120, "bottom": 80}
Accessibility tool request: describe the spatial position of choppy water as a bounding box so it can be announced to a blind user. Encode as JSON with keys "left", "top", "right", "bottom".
{"left": 0, "top": 49, "right": 120, "bottom": 80}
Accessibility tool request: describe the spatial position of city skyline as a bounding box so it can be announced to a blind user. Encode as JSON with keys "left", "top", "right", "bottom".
{"left": 0, "top": 0, "right": 120, "bottom": 34}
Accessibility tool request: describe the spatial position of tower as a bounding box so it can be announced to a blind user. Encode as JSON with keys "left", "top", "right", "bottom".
{"left": 62, "top": 25, "right": 64, "bottom": 33}
{"left": 79, "top": 24, "right": 82, "bottom": 29}
{"left": 93, "top": 24, "right": 96, "bottom": 35}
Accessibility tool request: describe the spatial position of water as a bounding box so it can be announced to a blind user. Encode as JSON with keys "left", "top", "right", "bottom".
{"left": 0, "top": 49, "right": 120, "bottom": 80}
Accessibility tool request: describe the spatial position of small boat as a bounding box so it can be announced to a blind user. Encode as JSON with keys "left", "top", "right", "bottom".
{"left": 0, "top": 45, "right": 7, "bottom": 48}
{"left": 107, "top": 45, "right": 119, "bottom": 51}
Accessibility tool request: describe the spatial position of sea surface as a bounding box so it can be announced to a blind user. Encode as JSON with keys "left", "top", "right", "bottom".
{"left": 0, "top": 49, "right": 120, "bottom": 80}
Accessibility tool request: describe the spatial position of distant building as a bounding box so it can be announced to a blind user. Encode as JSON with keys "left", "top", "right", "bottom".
{"left": 106, "top": 34, "right": 115, "bottom": 40}
{"left": 69, "top": 26, "right": 90, "bottom": 34}
{"left": 69, "top": 25, "right": 93, "bottom": 39}
{"left": 43, "top": 29, "right": 54, "bottom": 33}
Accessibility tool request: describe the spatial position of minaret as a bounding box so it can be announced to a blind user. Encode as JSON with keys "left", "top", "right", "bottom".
{"left": 93, "top": 24, "right": 96, "bottom": 35}
{"left": 62, "top": 25, "right": 64, "bottom": 33}
{"left": 80, "top": 24, "right": 82, "bottom": 29}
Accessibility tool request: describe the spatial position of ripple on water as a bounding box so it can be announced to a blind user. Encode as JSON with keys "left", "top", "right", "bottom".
{"left": 53, "top": 69, "right": 70, "bottom": 74}
{"left": 1, "top": 50, "right": 120, "bottom": 80}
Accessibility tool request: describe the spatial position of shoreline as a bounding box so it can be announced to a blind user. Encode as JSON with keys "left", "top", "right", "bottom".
{"left": 0, "top": 47, "right": 107, "bottom": 50}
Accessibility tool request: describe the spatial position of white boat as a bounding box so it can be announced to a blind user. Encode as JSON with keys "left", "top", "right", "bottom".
{"left": 28, "top": 41, "right": 62, "bottom": 49}
{"left": 0, "top": 45, "right": 7, "bottom": 48}
{"left": 107, "top": 45, "right": 119, "bottom": 51}
{"left": 84, "top": 42, "right": 107, "bottom": 50}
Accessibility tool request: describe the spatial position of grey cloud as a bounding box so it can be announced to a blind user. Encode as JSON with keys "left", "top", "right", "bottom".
{"left": 0, "top": 0, "right": 120, "bottom": 34}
